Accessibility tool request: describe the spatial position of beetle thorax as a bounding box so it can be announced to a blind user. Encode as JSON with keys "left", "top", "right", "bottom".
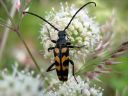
{"left": 57, "top": 31, "right": 67, "bottom": 45}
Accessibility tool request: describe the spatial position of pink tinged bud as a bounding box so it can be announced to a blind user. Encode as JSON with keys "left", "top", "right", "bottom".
{"left": 122, "top": 41, "right": 128, "bottom": 46}
{"left": 26, "top": 0, "right": 31, "bottom": 3}
{"left": 102, "top": 41, "right": 109, "bottom": 49}
{"left": 111, "top": 51, "right": 125, "bottom": 58}
{"left": 105, "top": 60, "right": 121, "bottom": 65}
{"left": 95, "top": 41, "right": 109, "bottom": 57}
{"left": 95, "top": 65, "right": 108, "bottom": 72}
{"left": 86, "top": 72, "right": 95, "bottom": 79}
{"left": 86, "top": 72, "right": 101, "bottom": 82}
{"left": 95, "top": 42, "right": 106, "bottom": 51}
{"left": 86, "top": 72, "right": 98, "bottom": 79}
{"left": 97, "top": 64, "right": 105, "bottom": 70}
{"left": 116, "top": 41, "right": 128, "bottom": 52}
{"left": 117, "top": 47, "right": 125, "bottom": 52}
{"left": 96, "top": 51, "right": 107, "bottom": 57}
{"left": 95, "top": 41, "right": 103, "bottom": 51}
{"left": 95, "top": 70, "right": 110, "bottom": 74}
{"left": 16, "top": 0, "right": 21, "bottom": 11}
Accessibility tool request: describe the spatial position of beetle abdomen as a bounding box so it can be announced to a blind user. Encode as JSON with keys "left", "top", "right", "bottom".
{"left": 54, "top": 47, "right": 69, "bottom": 81}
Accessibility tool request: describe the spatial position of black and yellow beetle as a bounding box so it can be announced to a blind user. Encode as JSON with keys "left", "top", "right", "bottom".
{"left": 23, "top": 2, "right": 96, "bottom": 83}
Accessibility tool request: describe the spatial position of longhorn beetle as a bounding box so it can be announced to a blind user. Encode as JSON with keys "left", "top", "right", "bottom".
{"left": 23, "top": 2, "right": 96, "bottom": 83}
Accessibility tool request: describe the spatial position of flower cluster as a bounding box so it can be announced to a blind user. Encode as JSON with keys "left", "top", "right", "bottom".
{"left": 45, "top": 76, "right": 103, "bottom": 96}
{"left": 0, "top": 64, "right": 103, "bottom": 96}
{"left": 40, "top": 3, "right": 102, "bottom": 63}
{"left": 0, "top": 64, "right": 44, "bottom": 96}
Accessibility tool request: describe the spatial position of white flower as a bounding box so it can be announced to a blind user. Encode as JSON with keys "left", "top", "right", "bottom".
{"left": 40, "top": 3, "right": 102, "bottom": 63}
{"left": 0, "top": 64, "right": 44, "bottom": 96}
{"left": 45, "top": 76, "right": 103, "bottom": 96}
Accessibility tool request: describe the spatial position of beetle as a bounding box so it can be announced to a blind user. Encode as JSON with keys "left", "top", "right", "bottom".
{"left": 23, "top": 2, "right": 96, "bottom": 83}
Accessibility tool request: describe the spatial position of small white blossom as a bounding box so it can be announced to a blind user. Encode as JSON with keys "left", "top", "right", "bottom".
{"left": 40, "top": 3, "right": 102, "bottom": 63}
{"left": 0, "top": 64, "right": 44, "bottom": 96}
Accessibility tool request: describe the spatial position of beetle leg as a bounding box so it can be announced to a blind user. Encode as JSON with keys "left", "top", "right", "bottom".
{"left": 50, "top": 37, "right": 56, "bottom": 43}
{"left": 46, "top": 63, "right": 56, "bottom": 72}
{"left": 46, "top": 26, "right": 57, "bottom": 43}
{"left": 69, "top": 59, "right": 78, "bottom": 84}
{"left": 68, "top": 45, "right": 85, "bottom": 48}
{"left": 66, "top": 42, "right": 71, "bottom": 45}
{"left": 48, "top": 47, "right": 55, "bottom": 52}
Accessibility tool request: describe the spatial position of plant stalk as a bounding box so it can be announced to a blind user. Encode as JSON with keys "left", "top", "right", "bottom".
{"left": 0, "top": 0, "right": 16, "bottom": 62}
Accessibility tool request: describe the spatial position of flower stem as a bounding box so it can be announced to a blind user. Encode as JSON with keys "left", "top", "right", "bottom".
{"left": 0, "top": 0, "right": 16, "bottom": 26}
{"left": 15, "top": 30, "right": 49, "bottom": 85}
{"left": 0, "top": 0, "right": 16, "bottom": 62}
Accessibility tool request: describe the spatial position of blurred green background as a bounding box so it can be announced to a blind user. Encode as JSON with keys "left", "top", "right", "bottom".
{"left": 0, "top": 0, "right": 128, "bottom": 96}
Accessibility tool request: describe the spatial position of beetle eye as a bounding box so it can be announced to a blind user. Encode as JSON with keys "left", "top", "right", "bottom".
{"left": 63, "top": 33, "right": 66, "bottom": 36}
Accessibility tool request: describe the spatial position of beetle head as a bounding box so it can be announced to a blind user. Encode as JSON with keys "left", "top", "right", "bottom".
{"left": 58, "top": 31, "right": 66, "bottom": 39}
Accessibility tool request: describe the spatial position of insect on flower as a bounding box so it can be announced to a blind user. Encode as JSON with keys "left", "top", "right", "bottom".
{"left": 23, "top": 2, "right": 96, "bottom": 83}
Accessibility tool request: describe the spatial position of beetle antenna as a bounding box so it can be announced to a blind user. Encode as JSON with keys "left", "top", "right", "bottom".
{"left": 63, "top": 2, "right": 96, "bottom": 31}
{"left": 23, "top": 11, "right": 60, "bottom": 32}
